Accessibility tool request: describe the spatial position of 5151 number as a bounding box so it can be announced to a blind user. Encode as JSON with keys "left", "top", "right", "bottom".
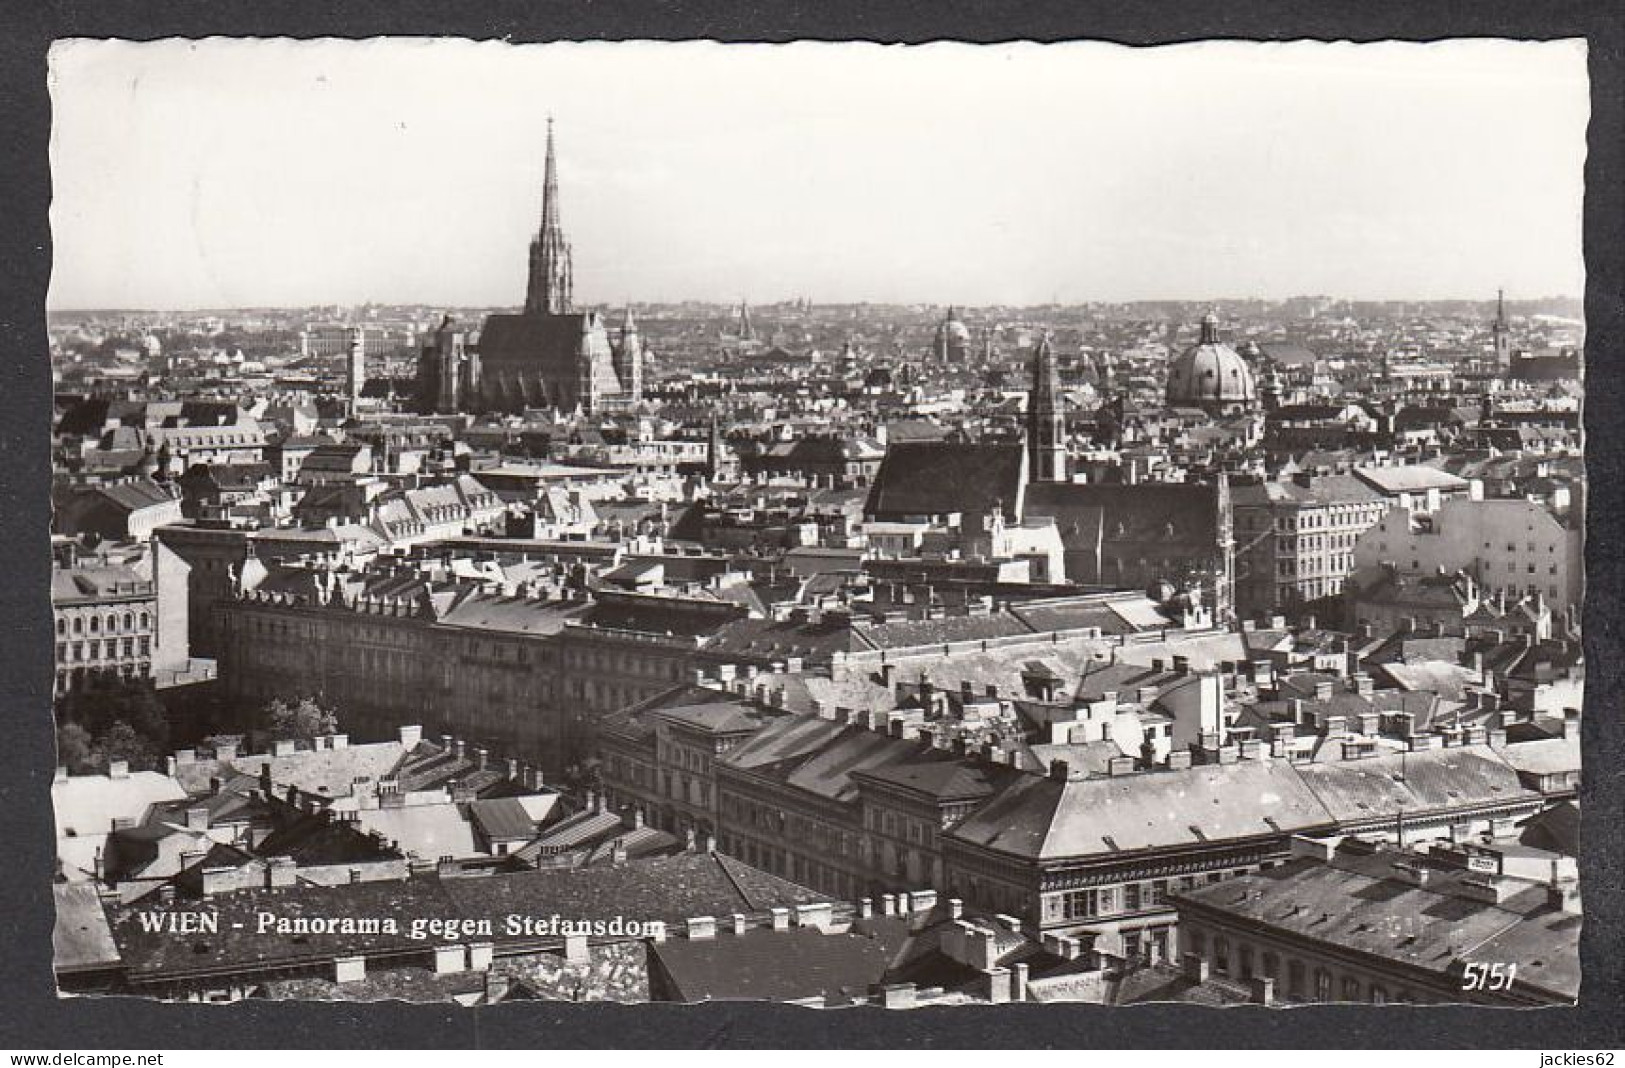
{"left": 1461, "top": 962, "right": 1517, "bottom": 991}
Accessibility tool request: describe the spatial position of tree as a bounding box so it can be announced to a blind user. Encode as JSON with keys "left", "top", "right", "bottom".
{"left": 260, "top": 696, "right": 341, "bottom": 744}
{"left": 55, "top": 721, "right": 96, "bottom": 775}
{"left": 93, "top": 720, "right": 164, "bottom": 772}
{"left": 57, "top": 678, "right": 171, "bottom": 752}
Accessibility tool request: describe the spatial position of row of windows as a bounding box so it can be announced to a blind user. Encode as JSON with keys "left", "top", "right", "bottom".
{"left": 1185, "top": 927, "right": 1416, "bottom": 1004}
{"left": 57, "top": 637, "right": 151, "bottom": 662}
{"left": 55, "top": 663, "right": 150, "bottom": 692}
{"left": 55, "top": 610, "right": 150, "bottom": 637}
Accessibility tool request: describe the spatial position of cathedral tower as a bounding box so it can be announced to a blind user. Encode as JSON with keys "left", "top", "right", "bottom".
{"left": 615, "top": 306, "right": 643, "bottom": 403}
{"left": 524, "top": 117, "right": 574, "bottom": 316}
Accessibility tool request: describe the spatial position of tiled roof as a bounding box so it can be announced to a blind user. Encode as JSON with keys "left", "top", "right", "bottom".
{"left": 1175, "top": 848, "right": 1576, "bottom": 1000}
{"left": 949, "top": 759, "right": 1334, "bottom": 861}
{"left": 1291, "top": 745, "right": 1533, "bottom": 823}
{"left": 53, "top": 883, "right": 121, "bottom": 973}
{"left": 650, "top": 922, "right": 900, "bottom": 1002}
{"left": 850, "top": 760, "right": 997, "bottom": 802}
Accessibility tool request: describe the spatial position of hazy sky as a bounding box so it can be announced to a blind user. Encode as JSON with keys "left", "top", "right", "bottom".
{"left": 47, "top": 38, "right": 1589, "bottom": 310}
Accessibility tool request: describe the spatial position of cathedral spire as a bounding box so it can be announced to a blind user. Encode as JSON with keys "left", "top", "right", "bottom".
{"left": 525, "top": 116, "right": 573, "bottom": 316}
{"left": 541, "top": 116, "right": 560, "bottom": 231}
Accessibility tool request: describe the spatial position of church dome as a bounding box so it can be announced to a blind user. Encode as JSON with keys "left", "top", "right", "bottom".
{"left": 934, "top": 306, "right": 971, "bottom": 359}
{"left": 1166, "top": 311, "right": 1256, "bottom": 410}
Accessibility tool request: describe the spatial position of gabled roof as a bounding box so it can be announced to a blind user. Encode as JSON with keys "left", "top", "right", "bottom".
{"left": 1025, "top": 480, "right": 1221, "bottom": 547}
{"left": 864, "top": 441, "right": 1024, "bottom": 521}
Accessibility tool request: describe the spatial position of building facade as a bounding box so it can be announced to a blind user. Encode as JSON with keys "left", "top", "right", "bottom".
{"left": 1230, "top": 473, "right": 1391, "bottom": 618}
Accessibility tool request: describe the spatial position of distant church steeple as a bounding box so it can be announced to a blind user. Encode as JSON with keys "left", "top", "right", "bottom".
{"left": 1028, "top": 332, "right": 1067, "bottom": 483}
{"left": 525, "top": 117, "right": 574, "bottom": 316}
{"left": 1492, "top": 287, "right": 1511, "bottom": 365}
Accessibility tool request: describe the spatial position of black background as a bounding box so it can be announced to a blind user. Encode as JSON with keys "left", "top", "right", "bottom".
{"left": 2, "top": 1, "right": 1620, "bottom": 1049}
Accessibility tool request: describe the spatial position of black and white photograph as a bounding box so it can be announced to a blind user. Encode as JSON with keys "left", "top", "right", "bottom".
{"left": 40, "top": 36, "right": 1592, "bottom": 1014}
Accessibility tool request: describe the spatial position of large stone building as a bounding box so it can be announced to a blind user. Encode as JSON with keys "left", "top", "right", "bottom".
{"left": 51, "top": 543, "right": 190, "bottom": 695}
{"left": 1172, "top": 837, "right": 1579, "bottom": 1006}
{"left": 1352, "top": 495, "right": 1583, "bottom": 613}
{"left": 599, "top": 666, "right": 1548, "bottom": 954}
{"left": 419, "top": 120, "right": 642, "bottom": 415}
{"left": 1230, "top": 472, "right": 1392, "bottom": 618}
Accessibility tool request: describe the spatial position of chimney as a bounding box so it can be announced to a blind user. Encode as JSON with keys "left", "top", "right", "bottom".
{"left": 398, "top": 725, "right": 422, "bottom": 748}
{"left": 185, "top": 805, "right": 210, "bottom": 830}
{"left": 795, "top": 903, "right": 835, "bottom": 930}
{"left": 686, "top": 916, "right": 717, "bottom": 940}
{"left": 108, "top": 759, "right": 129, "bottom": 780}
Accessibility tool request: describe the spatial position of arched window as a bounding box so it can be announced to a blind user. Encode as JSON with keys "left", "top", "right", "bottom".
{"left": 139, "top": 612, "right": 150, "bottom": 629}
{"left": 72, "top": 617, "right": 82, "bottom": 635}
{"left": 55, "top": 618, "right": 65, "bottom": 636}
{"left": 89, "top": 616, "right": 99, "bottom": 633}
{"left": 123, "top": 612, "right": 134, "bottom": 631}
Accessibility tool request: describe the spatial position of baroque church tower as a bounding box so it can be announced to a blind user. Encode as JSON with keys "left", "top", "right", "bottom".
{"left": 525, "top": 117, "right": 574, "bottom": 316}
{"left": 1027, "top": 332, "right": 1068, "bottom": 483}
{"left": 1492, "top": 288, "right": 1511, "bottom": 366}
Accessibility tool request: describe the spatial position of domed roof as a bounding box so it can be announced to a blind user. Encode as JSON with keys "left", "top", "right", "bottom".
{"left": 1166, "top": 311, "right": 1256, "bottom": 407}
{"left": 935, "top": 306, "right": 972, "bottom": 345}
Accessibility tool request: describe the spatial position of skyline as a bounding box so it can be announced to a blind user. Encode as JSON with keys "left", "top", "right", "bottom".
{"left": 47, "top": 38, "right": 1589, "bottom": 311}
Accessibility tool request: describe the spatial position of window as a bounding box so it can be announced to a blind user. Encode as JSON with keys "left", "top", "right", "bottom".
{"left": 1124, "top": 883, "right": 1142, "bottom": 911}
{"left": 1342, "top": 976, "right": 1361, "bottom": 1001}
{"left": 1289, "top": 960, "right": 1306, "bottom": 997}
{"left": 1061, "top": 889, "right": 1098, "bottom": 920}
{"left": 1262, "top": 952, "right": 1279, "bottom": 980}
{"left": 1239, "top": 945, "right": 1255, "bottom": 980}
{"left": 1370, "top": 985, "right": 1388, "bottom": 1005}
{"left": 1213, "top": 936, "right": 1230, "bottom": 974}
{"left": 1314, "top": 968, "right": 1332, "bottom": 1001}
